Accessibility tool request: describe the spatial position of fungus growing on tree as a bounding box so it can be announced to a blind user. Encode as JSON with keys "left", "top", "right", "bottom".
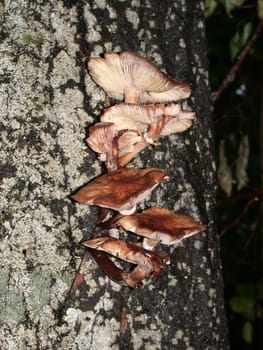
{"left": 88, "top": 51, "right": 191, "bottom": 103}
{"left": 160, "top": 109, "right": 195, "bottom": 136}
{"left": 116, "top": 129, "right": 148, "bottom": 167}
{"left": 86, "top": 122, "right": 118, "bottom": 171}
{"left": 114, "top": 207, "right": 206, "bottom": 246}
{"left": 69, "top": 51, "right": 206, "bottom": 292}
{"left": 71, "top": 168, "right": 168, "bottom": 215}
{"left": 100, "top": 103, "right": 172, "bottom": 132}
{"left": 81, "top": 236, "right": 170, "bottom": 288}
{"left": 101, "top": 102, "right": 195, "bottom": 145}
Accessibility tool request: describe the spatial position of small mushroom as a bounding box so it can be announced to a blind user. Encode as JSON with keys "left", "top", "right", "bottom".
{"left": 160, "top": 109, "right": 195, "bottom": 136}
{"left": 116, "top": 130, "right": 148, "bottom": 167}
{"left": 82, "top": 236, "right": 170, "bottom": 286}
{"left": 101, "top": 102, "right": 195, "bottom": 144}
{"left": 101, "top": 103, "right": 172, "bottom": 132}
{"left": 88, "top": 51, "right": 191, "bottom": 103}
{"left": 115, "top": 207, "right": 206, "bottom": 246}
{"left": 87, "top": 244, "right": 149, "bottom": 289}
{"left": 71, "top": 168, "right": 168, "bottom": 215}
{"left": 86, "top": 122, "right": 118, "bottom": 171}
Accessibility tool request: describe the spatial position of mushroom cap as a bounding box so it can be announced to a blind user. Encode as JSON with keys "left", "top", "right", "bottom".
{"left": 101, "top": 102, "right": 181, "bottom": 132}
{"left": 88, "top": 51, "right": 191, "bottom": 103}
{"left": 117, "top": 130, "right": 148, "bottom": 167}
{"left": 71, "top": 168, "right": 168, "bottom": 214}
{"left": 82, "top": 236, "right": 170, "bottom": 272}
{"left": 116, "top": 207, "right": 206, "bottom": 245}
{"left": 86, "top": 122, "right": 116, "bottom": 156}
{"left": 86, "top": 122, "right": 118, "bottom": 171}
{"left": 160, "top": 109, "right": 195, "bottom": 136}
{"left": 117, "top": 130, "right": 144, "bottom": 157}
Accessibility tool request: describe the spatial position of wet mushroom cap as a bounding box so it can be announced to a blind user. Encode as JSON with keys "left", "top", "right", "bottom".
{"left": 88, "top": 51, "right": 191, "bottom": 103}
{"left": 82, "top": 236, "right": 170, "bottom": 271}
{"left": 116, "top": 207, "right": 206, "bottom": 245}
{"left": 71, "top": 168, "right": 168, "bottom": 214}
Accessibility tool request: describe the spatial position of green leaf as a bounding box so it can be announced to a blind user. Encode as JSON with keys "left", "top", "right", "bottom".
{"left": 23, "top": 33, "right": 33, "bottom": 45}
{"left": 242, "top": 321, "right": 253, "bottom": 344}
{"left": 218, "top": 140, "right": 233, "bottom": 196}
{"left": 205, "top": 0, "right": 218, "bottom": 17}
{"left": 220, "top": 0, "right": 246, "bottom": 15}
{"left": 236, "top": 282, "right": 255, "bottom": 298}
{"left": 230, "top": 22, "right": 253, "bottom": 61}
{"left": 229, "top": 296, "right": 256, "bottom": 320}
{"left": 236, "top": 135, "right": 249, "bottom": 191}
{"left": 258, "top": 0, "right": 263, "bottom": 19}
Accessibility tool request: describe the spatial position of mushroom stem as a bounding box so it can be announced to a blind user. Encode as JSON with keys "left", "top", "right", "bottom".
{"left": 145, "top": 115, "right": 171, "bottom": 145}
{"left": 121, "top": 267, "right": 150, "bottom": 289}
{"left": 124, "top": 87, "right": 141, "bottom": 104}
{"left": 118, "top": 137, "right": 148, "bottom": 167}
{"left": 86, "top": 248, "right": 125, "bottom": 283}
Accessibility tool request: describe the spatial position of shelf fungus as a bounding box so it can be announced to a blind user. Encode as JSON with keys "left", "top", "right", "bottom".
{"left": 101, "top": 102, "right": 195, "bottom": 145}
{"left": 86, "top": 123, "right": 148, "bottom": 169}
{"left": 81, "top": 236, "right": 170, "bottom": 289}
{"left": 69, "top": 51, "right": 206, "bottom": 292}
{"left": 88, "top": 51, "right": 191, "bottom": 103}
{"left": 114, "top": 207, "right": 207, "bottom": 249}
{"left": 71, "top": 168, "right": 168, "bottom": 215}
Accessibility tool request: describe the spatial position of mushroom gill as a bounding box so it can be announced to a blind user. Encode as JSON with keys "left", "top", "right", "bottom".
{"left": 88, "top": 51, "right": 191, "bottom": 103}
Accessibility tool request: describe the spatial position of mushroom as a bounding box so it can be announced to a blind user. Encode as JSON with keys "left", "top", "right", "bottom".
{"left": 160, "top": 109, "right": 195, "bottom": 136}
{"left": 86, "top": 122, "right": 118, "bottom": 171}
{"left": 116, "top": 129, "right": 148, "bottom": 167}
{"left": 81, "top": 236, "right": 170, "bottom": 288}
{"left": 114, "top": 207, "right": 206, "bottom": 247}
{"left": 101, "top": 102, "right": 195, "bottom": 145}
{"left": 71, "top": 168, "right": 168, "bottom": 215}
{"left": 88, "top": 51, "right": 191, "bottom": 103}
{"left": 101, "top": 103, "right": 173, "bottom": 132}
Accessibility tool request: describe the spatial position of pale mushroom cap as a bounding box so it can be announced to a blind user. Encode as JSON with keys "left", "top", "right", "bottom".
{"left": 88, "top": 51, "right": 191, "bottom": 103}
{"left": 160, "top": 109, "right": 195, "bottom": 136}
{"left": 101, "top": 102, "right": 185, "bottom": 132}
{"left": 86, "top": 122, "right": 116, "bottom": 154}
{"left": 116, "top": 207, "right": 206, "bottom": 245}
{"left": 117, "top": 130, "right": 145, "bottom": 157}
{"left": 71, "top": 168, "right": 168, "bottom": 214}
{"left": 141, "top": 83, "right": 191, "bottom": 103}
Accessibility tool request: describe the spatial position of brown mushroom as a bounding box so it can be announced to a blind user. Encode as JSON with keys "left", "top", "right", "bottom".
{"left": 81, "top": 236, "right": 170, "bottom": 286}
{"left": 115, "top": 207, "right": 206, "bottom": 246}
{"left": 88, "top": 51, "right": 191, "bottom": 103}
{"left": 71, "top": 168, "right": 168, "bottom": 215}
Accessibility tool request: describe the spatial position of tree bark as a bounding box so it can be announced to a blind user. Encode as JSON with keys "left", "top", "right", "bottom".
{"left": 0, "top": 0, "right": 229, "bottom": 349}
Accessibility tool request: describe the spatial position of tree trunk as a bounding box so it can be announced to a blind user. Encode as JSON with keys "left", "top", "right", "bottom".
{"left": 0, "top": 0, "right": 229, "bottom": 349}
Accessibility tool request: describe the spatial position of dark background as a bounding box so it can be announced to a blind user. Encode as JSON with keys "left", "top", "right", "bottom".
{"left": 206, "top": 0, "right": 263, "bottom": 348}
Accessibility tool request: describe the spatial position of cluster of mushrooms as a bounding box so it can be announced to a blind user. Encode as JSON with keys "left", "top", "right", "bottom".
{"left": 71, "top": 52, "right": 206, "bottom": 289}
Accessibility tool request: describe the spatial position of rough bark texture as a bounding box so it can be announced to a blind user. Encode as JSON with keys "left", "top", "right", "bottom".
{"left": 0, "top": 0, "right": 229, "bottom": 349}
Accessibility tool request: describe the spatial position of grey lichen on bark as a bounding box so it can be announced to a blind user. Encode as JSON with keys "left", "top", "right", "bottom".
{"left": 0, "top": 0, "right": 229, "bottom": 349}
